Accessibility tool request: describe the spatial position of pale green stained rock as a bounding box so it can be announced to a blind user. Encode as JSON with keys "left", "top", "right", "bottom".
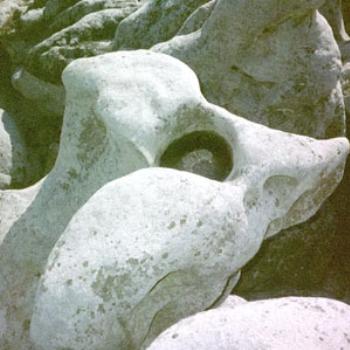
{"left": 148, "top": 297, "right": 350, "bottom": 350}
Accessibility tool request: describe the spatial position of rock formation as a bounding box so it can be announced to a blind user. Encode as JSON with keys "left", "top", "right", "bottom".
{"left": 0, "top": 1, "right": 349, "bottom": 349}
{"left": 151, "top": 0, "right": 345, "bottom": 138}
{"left": 148, "top": 296, "right": 350, "bottom": 350}
{"left": 0, "top": 50, "right": 347, "bottom": 349}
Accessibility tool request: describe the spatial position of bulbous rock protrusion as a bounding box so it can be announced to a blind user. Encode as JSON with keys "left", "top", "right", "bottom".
{"left": 0, "top": 50, "right": 348, "bottom": 349}
{"left": 148, "top": 297, "right": 350, "bottom": 350}
{"left": 28, "top": 50, "right": 350, "bottom": 350}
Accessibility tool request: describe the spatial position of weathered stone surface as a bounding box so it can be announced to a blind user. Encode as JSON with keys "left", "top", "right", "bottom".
{"left": 177, "top": 0, "right": 216, "bottom": 36}
{"left": 23, "top": 51, "right": 350, "bottom": 349}
{"left": 148, "top": 297, "right": 350, "bottom": 350}
{"left": 0, "top": 108, "right": 27, "bottom": 188}
{"left": 30, "top": 142, "right": 348, "bottom": 350}
{"left": 235, "top": 61, "right": 350, "bottom": 303}
{"left": 113, "top": 0, "right": 209, "bottom": 50}
{"left": 0, "top": 50, "right": 347, "bottom": 349}
{"left": 0, "top": 181, "right": 40, "bottom": 245}
{"left": 25, "top": 4, "right": 138, "bottom": 84}
{"left": 0, "top": 1, "right": 142, "bottom": 179}
{"left": 153, "top": 0, "right": 345, "bottom": 139}
{"left": 0, "top": 0, "right": 141, "bottom": 86}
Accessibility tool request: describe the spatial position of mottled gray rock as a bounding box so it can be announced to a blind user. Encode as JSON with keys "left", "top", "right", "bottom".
{"left": 0, "top": 0, "right": 141, "bottom": 86}
{"left": 153, "top": 0, "right": 345, "bottom": 139}
{"left": 0, "top": 0, "right": 141, "bottom": 184}
{"left": 25, "top": 4, "right": 138, "bottom": 84}
{"left": 14, "top": 51, "right": 346, "bottom": 350}
{"left": 30, "top": 141, "right": 348, "bottom": 350}
{"left": 177, "top": 0, "right": 216, "bottom": 36}
{"left": 235, "top": 103, "right": 350, "bottom": 304}
{"left": 148, "top": 297, "right": 350, "bottom": 350}
{"left": 113, "top": 0, "right": 209, "bottom": 50}
{"left": 0, "top": 108, "right": 27, "bottom": 188}
{"left": 320, "top": 0, "right": 350, "bottom": 62}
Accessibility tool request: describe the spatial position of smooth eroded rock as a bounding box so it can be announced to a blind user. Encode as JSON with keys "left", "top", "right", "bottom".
{"left": 148, "top": 297, "right": 350, "bottom": 350}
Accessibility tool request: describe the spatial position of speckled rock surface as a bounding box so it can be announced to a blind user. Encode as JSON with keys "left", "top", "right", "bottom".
{"left": 0, "top": 51, "right": 347, "bottom": 349}
{"left": 236, "top": 67, "right": 350, "bottom": 303}
{"left": 1, "top": 0, "right": 141, "bottom": 85}
{"left": 147, "top": 297, "right": 350, "bottom": 350}
{"left": 153, "top": 0, "right": 345, "bottom": 139}
{"left": 26, "top": 51, "right": 350, "bottom": 350}
{"left": 30, "top": 143, "right": 348, "bottom": 350}
{"left": 113, "top": 0, "right": 209, "bottom": 50}
{"left": 0, "top": 1, "right": 143, "bottom": 184}
{"left": 0, "top": 108, "right": 27, "bottom": 188}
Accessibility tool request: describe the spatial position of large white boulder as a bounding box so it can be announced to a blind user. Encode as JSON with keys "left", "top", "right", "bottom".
{"left": 148, "top": 297, "right": 350, "bottom": 350}
{"left": 0, "top": 51, "right": 348, "bottom": 349}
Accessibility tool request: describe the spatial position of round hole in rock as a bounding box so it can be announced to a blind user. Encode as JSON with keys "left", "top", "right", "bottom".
{"left": 159, "top": 131, "right": 233, "bottom": 181}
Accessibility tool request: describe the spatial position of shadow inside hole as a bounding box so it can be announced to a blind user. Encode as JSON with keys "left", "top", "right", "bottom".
{"left": 159, "top": 131, "right": 233, "bottom": 181}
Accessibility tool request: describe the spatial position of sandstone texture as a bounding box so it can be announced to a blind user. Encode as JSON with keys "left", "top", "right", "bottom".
{"left": 148, "top": 297, "right": 350, "bottom": 350}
